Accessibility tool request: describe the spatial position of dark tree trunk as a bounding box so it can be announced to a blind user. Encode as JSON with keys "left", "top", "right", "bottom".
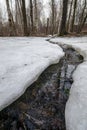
{"left": 46, "top": 18, "right": 49, "bottom": 35}
{"left": 30, "top": 0, "right": 34, "bottom": 34}
{"left": 21, "top": 0, "right": 28, "bottom": 36}
{"left": 34, "top": 0, "right": 38, "bottom": 33}
{"left": 58, "top": 0, "right": 68, "bottom": 36}
{"left": 51, "top": 0, "right": 55, "bottom": 35}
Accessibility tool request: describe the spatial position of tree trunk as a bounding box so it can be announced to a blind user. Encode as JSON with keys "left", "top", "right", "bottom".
{"left": 67, "top": 0, "right": 73, "bottom": 32}
{"left": 80, "top": 13, "right": 87, "bottom": 32}
{"left": 34, "top": 0, "right": 38, "bottom": 33}
{"left": 51, "top": 0, "right": 55, "bottom": 35}
{"left": 46, "top": 18, "right": 49, "bottom": 35}
{"left": 70, "top": 0, "right": 77, "bottom": 32}
{"left": 6, "top": 0, "right": 16, "bottom": 36}
{"left": 21, "top": 0, "right": 28, "bottom": 36}
{"left": 15, "top": 0, "right": 23, "bottom": 35}
{"left": 58, "top": 0, "right": 68, "bottom": 36}
{"left": 78, "top": 13, "right": 87, "bottom": 33}
{"left": 77, "top": 0, "right": 86, "bottom": 33}
{"left": 30, "top": 0, "right": 34, "bottom": 34}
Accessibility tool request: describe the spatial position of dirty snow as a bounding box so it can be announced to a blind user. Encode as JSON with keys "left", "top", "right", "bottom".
{"left": 0, "top": 37, "right": 64, "bottom": 111}
{"left": 50, "top": 36, "right": 87, "bottom": 130}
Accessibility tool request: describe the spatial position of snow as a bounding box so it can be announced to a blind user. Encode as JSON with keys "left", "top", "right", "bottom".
{"left": 0, "top": 37, "right": 64, "bottom": 111}
{"left": 50, "top": 36, "right": 87, "bottom": 130}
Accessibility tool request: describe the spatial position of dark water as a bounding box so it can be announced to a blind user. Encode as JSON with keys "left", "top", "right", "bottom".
{"left": 0, "top": 45, "right": 83, "bottom": 130}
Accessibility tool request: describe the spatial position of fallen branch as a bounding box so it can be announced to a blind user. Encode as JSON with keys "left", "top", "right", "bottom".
{"left": 23, "top": 112, "right": 44, "bottom": 126}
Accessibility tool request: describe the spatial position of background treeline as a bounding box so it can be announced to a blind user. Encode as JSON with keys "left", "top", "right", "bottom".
{"left": 0, "top": 0, "right": 87, "bottom": 36}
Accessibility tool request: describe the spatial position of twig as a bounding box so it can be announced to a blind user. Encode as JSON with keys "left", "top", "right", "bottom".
{"left": 23, "top": 112, "right": 44, "bottom": 126}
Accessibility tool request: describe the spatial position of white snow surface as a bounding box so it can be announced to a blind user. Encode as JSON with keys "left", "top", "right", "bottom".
{"left": 50, "top": 36, "right": 87, "bottom": 130}
{"left": 0, "top": 37, "right": 64, "bottom": 111}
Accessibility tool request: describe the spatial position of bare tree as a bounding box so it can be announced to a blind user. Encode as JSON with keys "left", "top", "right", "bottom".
{"left": 34, "top": 0, "right": 38, "bottom": 33}
{"left": 30, "top": 0, "right": 34, "bottom": 34}
{"left": 80, "top": 13, "right": 87, "bottom": 32}
{"left": 6, "top": 0, "right": 16, "bottom": 36}
{"left": 0, "top": 7, "right": 3, "bottom": 36}
{"left": 77, "top": 0, "right": 87, "bottom": 33}
{"left": 46, "top": 18, "right": 49, "bottom": 35}
{"left": 67, "top": 0, "right": 73, "bottom": 31}
{"left": 58, "top": 0, "right": 69, "bottom": 36}
{"left": 70, "top": 0, "right": 77, "bottom": 32}
{"left": 21, "top": 0, "right": 28, "bottom": 36}
{"left": 51, "top": 0, "right": 55, "bottom": 35}
{"left": 15, "top": 0, "right": 23, "bottom": 35}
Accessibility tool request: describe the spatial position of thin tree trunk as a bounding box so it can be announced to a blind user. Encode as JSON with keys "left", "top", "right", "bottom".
{"left": 34, "top": 0, "right": 38, "bottom": 33}
{"left": 51, "top": 0, "right": 55, "bottom": 35}
{"left": 67, "top": 0, "right": 73, "bottom": 32}
{"left": 77, "top": 0, "right": 86, "bottom": 33}
{"left": 6, "top": 0, "right": 16, "bottom": 36}
{"left": 46, "top": 18, "right": 49, "bottom": 35}
{"left": 70, "top": 0, "right": 77, "bottom": 32}
{"left": 58, "top": 0, "right": 68, "bottom": 36}
{"left": 78, "top": 13, "right": 87, "bottom": 33}
{"left": 21, "top": 0, "right": 28, "bottom": 36}
{"left": 30, "top": 0, "right": 34, "bottom": 34}
{"left": 15, "top": 0, "right": 23, "bottom": 35}
{"left": 80, "top": 13, "right": 87, "bottom": 32}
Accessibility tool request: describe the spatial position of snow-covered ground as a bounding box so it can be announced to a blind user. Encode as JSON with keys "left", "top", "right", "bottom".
{"left": 1, "top": 36, "right": 87, "bottom": 130}
{"left": 50, "top": 36, "right": 87, "bottom": 130}
{"left": 0, "top": 37, "right": 64, "bottom": 111}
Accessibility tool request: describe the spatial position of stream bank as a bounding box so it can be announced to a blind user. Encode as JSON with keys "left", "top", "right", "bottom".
{"left": 0, "top": 44, "right": 83, "bottom": 130}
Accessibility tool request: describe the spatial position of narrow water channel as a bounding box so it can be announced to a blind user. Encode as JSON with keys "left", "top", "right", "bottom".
{"left": 0, "top": 44, "right": 83, "bottom": 130}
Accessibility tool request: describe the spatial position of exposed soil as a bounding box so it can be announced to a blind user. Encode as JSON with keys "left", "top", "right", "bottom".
{"left": 0, "top": 44, "right": 83, "bottom": 130}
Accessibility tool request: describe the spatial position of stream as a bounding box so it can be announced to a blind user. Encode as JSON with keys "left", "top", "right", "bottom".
{"left": 0, "top": 43, "right": 83, "bottom": 130}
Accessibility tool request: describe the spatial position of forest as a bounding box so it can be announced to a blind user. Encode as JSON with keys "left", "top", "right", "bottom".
{"left": 0, "top": 0, "right": 87, "bottom": 36}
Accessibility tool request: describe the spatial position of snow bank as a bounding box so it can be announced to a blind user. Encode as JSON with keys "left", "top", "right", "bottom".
{"left": 0, "top": 37, "right": 64, "bottom": 111}
{"left": 50, "top": 37, "right": 87, "bottom": 130}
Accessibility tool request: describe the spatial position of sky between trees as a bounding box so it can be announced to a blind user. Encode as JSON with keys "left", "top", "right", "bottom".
{"left": 0, "top": 0, "right": 52, "bottom": 22}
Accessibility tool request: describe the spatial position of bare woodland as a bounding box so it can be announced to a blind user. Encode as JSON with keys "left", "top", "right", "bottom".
{"left": 0, "top": 0, "right": 87, "bottom": 36}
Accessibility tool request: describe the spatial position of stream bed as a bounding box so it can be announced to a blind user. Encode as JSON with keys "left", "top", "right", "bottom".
{"left": 0, "top": 45, "right": 83, "bottom": 130}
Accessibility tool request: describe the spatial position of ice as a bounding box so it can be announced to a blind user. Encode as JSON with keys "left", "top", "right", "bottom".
{"left": 0, "top": 37, "right": 64, "bottom": 111}
{"left": 50, "top": 36, "right": 87, "bottom": 130}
